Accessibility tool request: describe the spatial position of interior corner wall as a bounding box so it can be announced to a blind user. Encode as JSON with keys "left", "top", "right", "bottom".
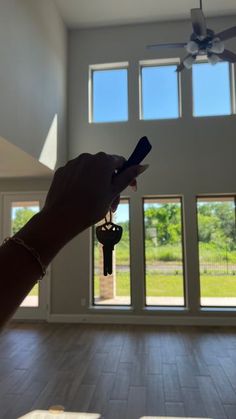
{"left": 58, "top": 16, "right": 236, "bottom": 321}
{"left": 0, "top": 0, "right": 67, "bottom": 168}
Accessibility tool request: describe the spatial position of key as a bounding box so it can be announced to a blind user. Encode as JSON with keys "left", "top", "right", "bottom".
{"left": 95, "top": 136, "right": 152, "bottom": 275}
{"left": 116, "top": 136, "right": 152, "bottom": 175}
{"left": 96, "top": 218, "right": 123, "bottom": 276}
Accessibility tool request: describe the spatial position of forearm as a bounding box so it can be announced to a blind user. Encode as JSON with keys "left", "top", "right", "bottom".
{"left": 0, "top": 210, "right": 68, "bottom": 329}
{"left": 0, "top": 152, "right": 147, "bottom": 330}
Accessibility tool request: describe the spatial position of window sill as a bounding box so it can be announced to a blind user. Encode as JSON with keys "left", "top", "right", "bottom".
{"left": 89, "top": 305, "right": 134, "bottom": 312}
{"left": 200, "top": 307, "right": 236, "bottom": 313}
{"left": 143, "top": 306, "right": 189, "bottom": 313}
{"left": 192, "top": 113, "right": 234, "bottom": 119}
{"left": 89, "top": 120, "right": 129, "bottom": 125}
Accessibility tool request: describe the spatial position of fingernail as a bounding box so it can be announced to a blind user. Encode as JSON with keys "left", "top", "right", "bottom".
{"left": 137, "top": 164, "right": 149, "bottom": 174}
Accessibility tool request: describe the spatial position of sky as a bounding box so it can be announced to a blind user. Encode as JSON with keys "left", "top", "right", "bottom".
{"left": 192, "top": 61, "right": 231, "bottom": 116}
{"left": 142, "top": 65, "right": 179, "bottom": 119}
{"left": 93, "top": 61, "right": 231, "bottom": 122}
{"left": 93, "top": 69, "right": 128, "bottom": 122}
{"left": 114, "top": 202, "right": 129, "bottom": 223}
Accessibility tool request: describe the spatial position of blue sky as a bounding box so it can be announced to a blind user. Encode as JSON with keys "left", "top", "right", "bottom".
{"left": 114, "top": 202, "right": 129, "bottom": 223}
{"left": 192, "top": 61, "right": 231, "bottom": 116}
{"left": 142, "top": 65, "right": 179, "bottom": 119}
{"left": 93, "top": 69, "right": 128, "bottom": 122}
{"left": 93, "top": 61, "right": 231, "bottom": 122}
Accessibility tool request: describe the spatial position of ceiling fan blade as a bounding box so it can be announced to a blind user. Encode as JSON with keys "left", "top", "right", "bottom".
{"left": 191, "top": 8, "right": 207, "bottom": 38}
{"left": 216, "top": 49, "right": 236, "bottom": 63}
{"left": 147, "top": 42, "right": 187, "bottom": 49}
{"left": 216, "top": 26, "right": 236, "bottom": 41}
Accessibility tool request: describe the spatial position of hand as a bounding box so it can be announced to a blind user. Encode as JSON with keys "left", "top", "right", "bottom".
{"left": 42, "top": 152, "right": 148, "bottom": 242}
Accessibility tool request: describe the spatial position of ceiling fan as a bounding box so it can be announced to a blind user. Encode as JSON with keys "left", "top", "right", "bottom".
{"left": 147, "top": 0, "right": 236, "bottom": 72}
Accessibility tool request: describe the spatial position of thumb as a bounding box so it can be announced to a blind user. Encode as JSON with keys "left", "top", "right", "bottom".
{"left": 112, "top": 164, "right": 149, "bottom": 194}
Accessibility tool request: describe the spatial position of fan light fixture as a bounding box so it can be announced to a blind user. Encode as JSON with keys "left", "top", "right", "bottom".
{"left": 146, "top": 0, "right": 236, "bottom": 72}
{"left": 208, "top": 53, "right": 221, "bottom": 65}
{"left": 186, "top": 41, "right": 199, "bottom": 54}
{"left": 210, "top": 38, "right": 225, "bottom": 54}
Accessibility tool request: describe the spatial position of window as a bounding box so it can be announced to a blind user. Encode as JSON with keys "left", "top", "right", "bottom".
{"left": 140, "top": 60, "right": 180, "bottom": 120}
{"left": 89, "top": 63, "right": 128, "bottom": 123}
{"left": 11, "top": 201, "right": 40, "bottom": 307}
{"left": 192, "top": 61, "right": 232, "bottom": 117}
{"left": 144, "top": 198, "right": 185, "bottom": 306}
{"left": 197, "top": 196, "right": 236, "bottom": 307}
{"left": 93, "top": 200, "right": 131, "bottom": 305}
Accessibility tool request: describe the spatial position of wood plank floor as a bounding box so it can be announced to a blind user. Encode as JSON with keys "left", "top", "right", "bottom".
{"left": 0, "top": 323, "right": 236, "bottom": 419}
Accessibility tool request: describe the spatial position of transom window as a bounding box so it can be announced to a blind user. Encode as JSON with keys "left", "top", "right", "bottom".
{"left": 192, "top": 60, "right": 233, "bottom": 117}
{"left": 140, "top": 60, "right": 181, "bottom": 120}
{"left": 89, "top": 63, "right": 128, "bottom": 123}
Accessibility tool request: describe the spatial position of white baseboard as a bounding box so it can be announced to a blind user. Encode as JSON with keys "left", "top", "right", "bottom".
{"left": 48, "top": 313, "right": 236, "bottom": 326}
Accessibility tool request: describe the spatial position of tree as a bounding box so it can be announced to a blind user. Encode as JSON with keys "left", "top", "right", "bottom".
{"left": 198, "top": 202, "right": 236, "bottom": 249}
{"left": 12, "top": 208, "right": 38, "bottom": 235}
{"left": 144, "top": 204, "right": 181, "bottom": 246}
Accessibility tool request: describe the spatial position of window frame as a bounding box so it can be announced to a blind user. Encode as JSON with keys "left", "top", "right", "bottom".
{"left": 91, "top": 197, "right": 132, "bottom": 308}
{"left": 88, "top": 62, "right": 129, "bottom": 124}
{"left": 192, "top": 57, "right": 236, "bottom": 118}
{"left": 2, "top": 191, "right": 50, "bottom": 320}
{"left": 139, "top": 58, "right": 182, "bottom": 121}
{"left": 142, "top": 195, "right": 186, "bottom": 308}
{"left": 196, "top": 194, "right": 236, "bottom": 309}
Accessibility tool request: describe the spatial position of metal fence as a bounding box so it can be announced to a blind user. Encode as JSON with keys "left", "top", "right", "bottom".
{"left": 199, "top": 243, "right": 236, "bottom": 275}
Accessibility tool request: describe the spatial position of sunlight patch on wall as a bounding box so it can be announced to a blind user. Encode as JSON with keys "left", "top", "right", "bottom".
{"left": 39, "top": 114, "right": 58, "bottom": 170}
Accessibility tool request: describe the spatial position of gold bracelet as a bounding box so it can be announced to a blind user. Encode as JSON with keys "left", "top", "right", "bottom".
{"left": 2, "top": 236, "right": 46, "bottom": 279}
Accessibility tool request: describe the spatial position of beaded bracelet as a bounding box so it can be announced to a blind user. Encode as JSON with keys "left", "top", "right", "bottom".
{"left": 2, "top": 236, "right": 46, "bottom": 279}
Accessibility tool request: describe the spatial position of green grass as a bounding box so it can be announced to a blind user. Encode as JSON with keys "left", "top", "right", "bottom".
{"left": 95, "top": 272, "right": 236, "bottom": 298}
{"left": 146, "top": 273, "right": 183, "bottom": 297}
{"left": 199, "top": 243, "right": 236, "bottom": 264}
{"left": 145, "top": 245, "right": 182, "bottom": 262}
{"left": 200, "top": 275, "right": 236, "bottom": 297}
{"left": 95, "top": 241, "right": 236, "bottom": 265}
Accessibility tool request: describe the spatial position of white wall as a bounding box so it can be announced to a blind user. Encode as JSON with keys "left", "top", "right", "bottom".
{"left": 63, "top": 16, "right": 236, "bottom": 322}
{"left": 0, "top": 0, "right": 67, "bottom": 169}
{"left": 2, "top": 12, "right": 236, "bottom": 323}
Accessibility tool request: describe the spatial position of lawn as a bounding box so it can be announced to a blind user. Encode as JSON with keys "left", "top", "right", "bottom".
{"left": 31, "top": 273, "right": 236, "bottom": 299}
{"left": 95, "top": 242, "right": 236, "bottom": 266}
{"left": 95, "top": 272, "right": 236, "bottom": 297}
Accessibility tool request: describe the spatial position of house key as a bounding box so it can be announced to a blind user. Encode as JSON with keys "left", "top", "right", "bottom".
{"left": 96, "top": 136, "right": 152, "bottom": 276}
{"left": 96, "top": 211, "right": 123, "bottom": 276}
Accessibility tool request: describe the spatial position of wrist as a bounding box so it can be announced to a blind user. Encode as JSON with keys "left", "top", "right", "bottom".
{"left": 14, "top": 209, "right": 68, "bottom": 266}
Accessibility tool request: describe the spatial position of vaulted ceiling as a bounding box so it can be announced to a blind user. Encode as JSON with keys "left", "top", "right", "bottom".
{"left": 54, "top": 0, "right": 236, "bottom": 28}
{"left": 0, "top": 137, "right": 52, "bottom": 178}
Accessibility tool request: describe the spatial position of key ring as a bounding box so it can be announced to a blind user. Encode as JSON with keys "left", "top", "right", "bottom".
{"left": 105, "top": 209, "right": 112, "bottom": 224}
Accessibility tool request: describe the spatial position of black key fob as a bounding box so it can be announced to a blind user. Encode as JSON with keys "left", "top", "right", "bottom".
{"left": 117, "top": 136, "right": 152, "bottom": 175}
